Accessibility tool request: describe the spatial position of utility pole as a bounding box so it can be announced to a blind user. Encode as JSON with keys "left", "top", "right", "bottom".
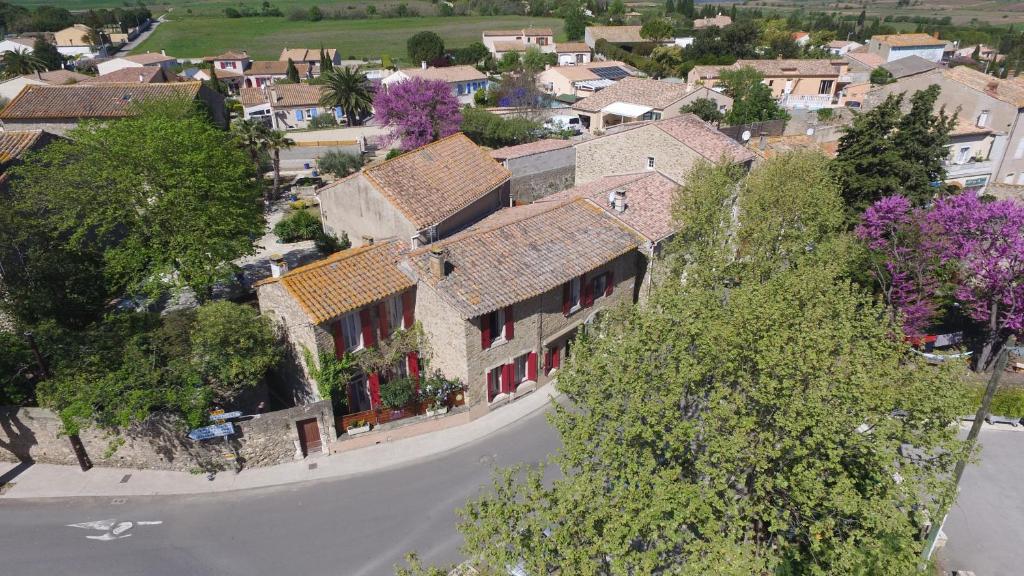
{"left": 920, "top": 336, "right": 1014, "bottom": 563}
{"left": 23, "top": 332, "right": 92, "bottom": 472}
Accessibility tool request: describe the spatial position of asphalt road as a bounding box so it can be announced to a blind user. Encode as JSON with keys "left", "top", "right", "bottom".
{"left": 939, "top": 427, "right": 1024, "bottom": 575}
{"left": 0, "top": 405, "right": 562, "bottom": 576}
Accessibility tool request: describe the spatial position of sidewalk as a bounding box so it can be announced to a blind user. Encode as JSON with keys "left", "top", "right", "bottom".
{"left": 0, "top": 386, "right": 558, "bottom": 499}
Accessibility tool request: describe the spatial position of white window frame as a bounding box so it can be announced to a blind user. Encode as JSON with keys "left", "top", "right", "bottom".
{"left": 646, "top": 156, "right": 656, "bottom": 169}
{"left": 593, "top": 273, "right": 608, "bottom": 301}
{"left": 956, "top": 146, "right": 971, "bottom": 164}
{"left": 340, "top": 312, "right": 363, "bottom": 353}
{"left": 486, "top": 308, "right": 507, "bottom": 348}
{"left": 387, "top": 295, "right": 404, "bottom": 331}
{"left": 514, "top": 353, "right": 529, "bottom": 385}
{"left": 569, "top": 277, "right": 582, "bottom": 313}
{"left": 488, "top": 365, "right": 504, "bottom": 399}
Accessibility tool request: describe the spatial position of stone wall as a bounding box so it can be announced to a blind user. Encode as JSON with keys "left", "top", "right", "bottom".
{"left": 0, "top": 401, "right": 335, "bottom": 471}
{"left": 257, "top": 280, "right": 322, "bottom": 405}
{"left": 575, "top": 124, "right": 704, "bottom": 184}
{"left": 505, "top": 147, "right": 575, "bottom": 204}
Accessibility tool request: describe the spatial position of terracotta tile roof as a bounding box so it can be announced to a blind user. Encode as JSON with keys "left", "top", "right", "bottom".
{"left": 406, "top": 199, "right": 642, "bottom": 317}
{"left": 124, "top": 52, "right": 176, "bottom": 65}
{"left": 210, "top": 68, "right": 243, "bottom": 78}
{"left": 0, "top": 82, "right": 202, "bottom": 120}
{"left": 827, "top": 40, "right": 859, "bottom": 49}
{"left": 791, "top": 31, "right": 809, "bottom": 40}
{"left": 6, "top": 37, "right": 35, "bottom": 48}
{"left": 16, "top": 69, "right": 90, "bottom": 85}
{"left": 271, "top": 240, "right": 414, "bottom": 325}
{"left": 693, "top": 14, "right": 732, "bottom": 28}
{"left": 653, "top": 114, "right": 755, "bottom": 164}
{"left": 279, "top": 48, "right": 336, "bottom": 62}
{"left": 398, "top": 65, "right": 487, "bottom": 83}
{"left": 490, "top": 138, "right": 573, "bottom": 161}
{"left": 951, "top": 119, "right": 992, "bottom": 136}
{"left": 248, "top": 60, "right": 311, "bottom": 76}
{"left": 573, "top": 77, "right": 689, "bottom": 113}
{"left": 492, "top": 41, "right": 528, "bottom": 52}
{"left": 268, "top": 83, "right": 325, "bottom": 107}
{"left": 556, "top": 42, "right": 591, "bottom": 53}
{"left": 880, "top": 55, "right": 938, "bottom": 79}
{"left": 82, "top": 66, "right": 170, "bottom": 83}
{"left": 204, "top": 50, "right": 249, "bottom": 61}
{"left": 688, "top": 64, "right": 724, "bottom": 81}
{"left": 354, "top": 133, "right": 510, "bottom": 229}
{"left": 540, "top": 172, "right": 680, "bottom": 242}
{"left": 943, "top": 66, "right": 1024, "bottom": 107}
{"left": 586, "top": 25, "right": 643, "bottom": 43}
{"left": 733, "top": 58, "right": 841, "bottom": 77}
{"left": 0, "top": 129, "right": 56, "bottom": 185}
{"left": 238, "top": 86, "right": 268, "bottom": 107}
{"left": 845, "top": 49, "right": 885, "bottom": 69}
{"left": 483, "top": 30, "right": 526, "bottom": 37}
{"left": 872, "top": 33, "right": 946, "bottom": 47}
{"left": 524, "top": 28, "right": 553, "bottom": 36}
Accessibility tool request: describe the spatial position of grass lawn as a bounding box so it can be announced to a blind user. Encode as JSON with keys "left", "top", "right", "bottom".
{"left": 132, "top": 14, "right": 563, "bottom": 61}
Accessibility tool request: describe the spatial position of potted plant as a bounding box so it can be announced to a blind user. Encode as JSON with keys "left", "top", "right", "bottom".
{"left": 420, "top": 371, "right": 465, "bottom": 417}
{"left": 346, "top": 419, "right": 370, "bottom": 435}
{"left": 380, "top": 377, "right": 416, "bottom": 412}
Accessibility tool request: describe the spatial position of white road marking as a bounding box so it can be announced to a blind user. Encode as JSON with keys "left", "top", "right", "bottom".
{"left": 68, "top": 519, "right": 162, "bottom": 541}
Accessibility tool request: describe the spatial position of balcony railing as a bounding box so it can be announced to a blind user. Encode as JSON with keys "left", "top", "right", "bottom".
{"left": 337, "top": 391, "right": 467, "bottom": 436}
{"left": 944, "top": 158, "right": 994, "bottom": 178}
{"left": 777, "top": 93, "right": 834, "bottom": 110}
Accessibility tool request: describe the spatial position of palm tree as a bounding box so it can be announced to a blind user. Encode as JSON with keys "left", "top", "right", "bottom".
{"left": 263, "top": 129, "right": 294, "bottom": 203}
{"left": 232, "top": 118, "right": 269, "bottom": 171}
{"left": 1, "top": 49, "right": 46, "bottom": 79}
{"left": 319, "top": 66, "right": 374, "bottom": 127}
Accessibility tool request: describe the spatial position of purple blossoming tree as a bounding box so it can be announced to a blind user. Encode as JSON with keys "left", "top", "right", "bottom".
{"left": 373, "top": 77, "right": 461, "bottom": 151}
{"left": 858, "top": 192, "right": 1024, "bottom": 370}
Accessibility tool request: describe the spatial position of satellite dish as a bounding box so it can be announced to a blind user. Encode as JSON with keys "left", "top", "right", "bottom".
{"left": 741, "top": 130, "right": 751, "bottom": 141}
{"left": 806, "top": 127, "right": 815, "bottom": 136}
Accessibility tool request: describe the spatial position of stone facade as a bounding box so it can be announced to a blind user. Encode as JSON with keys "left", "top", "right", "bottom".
{"left": 502, "top": 146, "right": 576, "bottom": 204}
{"left": 418, "top": 251, "right": 643, "bottom": 410}
{"left": 0, "top": 401, "right": 335, "bottom": 471}
{"left": 575, "top": 124, "right": 706, "bottom": 184}
{"left": 256, "top": 281, "right": 325, "bottom": 404}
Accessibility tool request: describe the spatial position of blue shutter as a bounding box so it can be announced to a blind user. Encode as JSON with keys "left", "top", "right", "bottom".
{"left": 310, "top": 108, "right": 318, "bottom": 118}
{"left": 296, "top": 109, "right": 304, "bottom": 121}
{"left": 335, "top": 106, "right": 343, "bottom": 118}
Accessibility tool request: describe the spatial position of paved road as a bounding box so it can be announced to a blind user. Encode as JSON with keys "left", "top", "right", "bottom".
{"left": 0, "top": 405, "right": 562, "bottom": 576}
{"left": 119, "top": 14, "right": 166, "bottom": 54}
{"left": 939, "top": 427, "right": 1024, "bottom": 575}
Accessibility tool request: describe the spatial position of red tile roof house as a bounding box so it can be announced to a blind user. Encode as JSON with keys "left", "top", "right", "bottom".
{"left": 490, "top": 138, "right": 576, "bottom": 204}
{"left": 405, "top": 197, "right": 644, "bottom": 413}
{"left": 238, "top": 84, "right": 330, "bottom": 130}
{"left": 574, "top": 114, "right": 755, "bottom": 184}
{"left": 0, "top": 81, "right": 227, "bottom": 135}
{"left": 317, "top": 133, "right": 511, "bottom": 250}
{"left": 255, "top": 241, "right": 422, "bottom": 417}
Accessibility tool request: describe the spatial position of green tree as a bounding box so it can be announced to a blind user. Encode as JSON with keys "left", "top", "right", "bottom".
{"left": 870, "top": 66, "right": 894, "bottom": 85}
{"left": 459, "top": 228, "right": 968, "bottom": 576}
{"left": 318, "top": 45, "right": 334, "bottom": 74}
{"left": 679, "top": 97, "right": 723, "bottom": 123}
{"left": 681, "top": 0, "right": 695, "bottom": 17}
{"left": 317, "top": 149, "right": 364, "bottom": 177}
{"left": 665, "top": 0, "right": 675, "bottom": 13}
{"left": 498, "top": 50, "right": 521, "bottom": 72}
{"left": 205, "top": 63, "right": 226, "bottom": 95}
{"left": 640, "top": 18, "right": 675, "bottom": 43}
{"left": 562, "top": 3, "right": 586, "bottom": 41}
{"left": 285, "top": 57, "right": 300, "bottom": 83}
{"left": 7, "top": 98, "right": 262, "bottom": 302}
{"left": 31, "top": 37, "right": 63, "bottom": 71}
{"left": 1, "top": 48, "right": 45, "bottom": 78}
{"left": 190, "top": 301, "right": 281, "bottom": 400}
{"left": 407, "top": 31, "right": 445, "bottom": 65}
{"left": 232, "top": 118, "right": 269, "bottom": 171}
{"left": 522, "top": 46, "right": 550, "bottom": 73}
{"left": 263, "top": 129, "right": 294, "bottom": 201}
{"left": 719, "top": 66, "right": 788, "bottom": 125}
{"left": 319, "top": 66, "right": 374, "bottom": 126}
{"left": 892, "top": 85, "right": 955, "bottom": 198}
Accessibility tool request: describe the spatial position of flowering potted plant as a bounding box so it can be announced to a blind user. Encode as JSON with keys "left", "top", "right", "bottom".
{"left": 420, "top": 371, "right": 465, "bottom": 417}
{"left": 346, "top": 419, "right": 370, "bottom": 436}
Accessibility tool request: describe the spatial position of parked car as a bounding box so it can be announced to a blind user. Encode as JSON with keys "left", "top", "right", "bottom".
{"left": 544, "top": 115, "right": 581, "bottom": 134}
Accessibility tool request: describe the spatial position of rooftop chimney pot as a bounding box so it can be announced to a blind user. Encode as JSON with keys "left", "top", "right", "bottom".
{"left": 429, "top": 249, "right": 447, "bottom": 278}
{"left": 612, "top": 189, "right": 627, "bottom": 213}
{"left": 421, "top": 60, "right": 428, "bottom": 69}
{"left": 269, "top": 253, "right": 287, "bottom": 278}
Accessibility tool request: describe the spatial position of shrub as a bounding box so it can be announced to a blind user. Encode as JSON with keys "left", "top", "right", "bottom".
{"left": 380, "top": 377, "right": 415, "bottom": 409}
{"left": 318, "top": 149, "right": 364, "bottom": 177}
{"left": 308, "top": 114, "right": 338, "bottom": 129}
{"left": 314, "top": 229, "right": 350, "bottom": 254}
{"left": 385, "top": 148, "right": 404, "bottom": 160}
{"left": 224, "top": 7, "right": 241, "bottom": 17}
{"left": 816, "top": 107, "right": 834, "bottom": 123}
{"left": 274, "top": 209, "right": 321, "bottom": 243}
{"left": 460, "top": 106, "right": 539, "bottom": 148}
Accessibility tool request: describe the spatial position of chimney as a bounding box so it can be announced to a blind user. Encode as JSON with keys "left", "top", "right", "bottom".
{"left": 421, "top": 60, "right": 428, "bottom": 69}
{"left": 161, "top": 48, "right": 166, "bottom": 56}
{"left": 138, "top": 72, "right": 144, "bottom": 83}
{"left": 987, "top": 80, "right": 999, "bottom": 92}
{"left": 758, "top": 131, "right": 768, "bottom": 150}
{"left": 429, "top": 248, "right": 447, "bottom": 278}
{"left": 612, "top": 189, "right": 626, "bottom": 213}
{"left": 269, "top": 253, "right": 287, "bottom": 278}
{"left": 361, "top": 235, "right": 374, "bottom": 246}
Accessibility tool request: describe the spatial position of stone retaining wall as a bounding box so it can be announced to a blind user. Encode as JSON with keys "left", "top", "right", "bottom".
{"left": 0, "top": 401, "right": 334, "bottom": 471}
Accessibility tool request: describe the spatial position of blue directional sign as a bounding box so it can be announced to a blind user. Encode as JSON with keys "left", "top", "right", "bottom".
{"left": 187, "top": 423, "right": 235, "bottom": 441}
{"left": 209, "top": 411, "right": 243, "bottom": 421}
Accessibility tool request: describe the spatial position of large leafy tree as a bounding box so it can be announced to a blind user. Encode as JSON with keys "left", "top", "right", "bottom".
{"left": 406, "top": 31, "right": 445, "bottom": 66}
{"left": 6, "top": 98, "right": 262, "bottom": 302}
{"left": 562, "top": 3, "right": 586, "bottom": 41}
{"left": 319, "top": 66, "right": 374, "bottom": 126}
{"left": 374, "top": 77, "right": 461, "bottom": 151}
{"left": 31, "top": 37, "right": 63, "bottom": 71}
{"left": 833, "top": 85, "right": 954, "bottom": 215}
{"left": 718, "top": 66, "right": 788, "bottom": 126}
{"left": 640, "top": 18, "right": 674, "bottom": 43}
{"left": 678, "top": 97, "right": 723, "bottom": 123}
{"left": 189, "top": 300, "right": 281, "bottom": 400}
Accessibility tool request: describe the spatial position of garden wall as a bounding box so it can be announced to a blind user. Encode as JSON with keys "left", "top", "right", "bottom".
{"left": 0, "top": 401, "right": 335, "bottom": 472}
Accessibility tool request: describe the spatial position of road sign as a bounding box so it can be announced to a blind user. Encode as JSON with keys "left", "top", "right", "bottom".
{"left": 209, "top": 411, "right": 242, "bottom": 421}
{"left": 187, "top": 423, "right": 235, "bottom": 441}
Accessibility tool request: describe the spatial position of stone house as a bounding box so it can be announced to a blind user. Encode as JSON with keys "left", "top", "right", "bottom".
{"left": 205, "top": 49, "right": 251, "bottom": 73}
{"left": 555, "top": 42, "right": 592, "bottom": 66}
{"left": 571, "top": 77, "right": 693, "bottom": 132}
{"left": 318, "top": 133, "right": 511, "bottom": 249}
{"left": 405, "top": 198, "right": 644, "bottom": 413}
{"left": 482, "top": 28, "right": 555, "bottom": 56}
{"left": 867, "top": 33, "right": 946, "bottom": 64}
{"left": 380, "top": 64, "right": 489, "bottom": 106}
{"left": 574, "top": 114, "right": 755, "bottom": 184}
{"left": 687, "top": 59, "right": 847, "bottom": 110}
{"left": 490, "top": 138, "right": 575, "bottom": 204}
{"left": 238, "top": 84, "right": 330, "bottom": 130}
{"left": 244, "top": 60, "right": 312, "bottom": 88}
{"left": 256, "top": 241, "right": 418, "bottom": 410}
{"left": 537, "top": 60, "right": 638, "bottom": 100}
{"left": 0, "top": 81, "right": 227, "bottom": 134}
{"left": 96, "top": 52, "right": 177, "bottom": 76}
{"left": 0, "top": 70, "right": 90, "bottom": 101}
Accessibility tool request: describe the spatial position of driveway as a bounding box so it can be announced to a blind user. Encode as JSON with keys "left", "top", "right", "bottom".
{"left": 119, "top": 14, "right": 167, "bottom": 54}
{"left": 939, "top": 427, "right": 1024, "bottom": 575}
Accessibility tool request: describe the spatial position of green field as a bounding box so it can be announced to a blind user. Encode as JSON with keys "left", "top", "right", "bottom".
{"left": 132, "top": 15, "right": 564, "bottom": 61}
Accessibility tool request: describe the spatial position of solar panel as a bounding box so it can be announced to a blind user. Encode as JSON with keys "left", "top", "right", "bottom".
{"left": 591, "top": 66, "right": 628, "bottom": 80}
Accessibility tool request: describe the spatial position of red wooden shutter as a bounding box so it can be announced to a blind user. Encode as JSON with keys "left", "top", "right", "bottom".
{"left": 378, "top": 302, "right": 389, "bottom": 340}
{"left": 583, "top": 273, "right": 594, "bottom": 308}
{"left": 502, "top": 363, "right": 514, "bottom": 394}
{"left": 368, "top": 372, "right": 381, "bottom": 407}
{"left": 360, "top": 308, "right": 375, "bottom": 348}
{"left": 480, "top": 314, "right": 491, "bottom": 349}
{"left": 486, "top": 370, "right": 495, "bottom": 402}
{"left": 504, "top": 306, "right": 514, "bottom": 341}
{"left": 528, "top": 351, "right": 537, "bottom": 381}
{"left": 562, "top": 282, "right": 571, "bottom": 316}
{"left": 332, "top": 320, "right": 346, "bottom": 358}
{"left": 552, "top": 347, "right": 560, "bottom": 370}
{"left": 402, "top": 290, "right": 414, "bottom": 329}
{"left": 605, "top": 271, "right": 614, "bottom": 297}
{"left": 407, "top": 351, "right": 420, "bottom": 381}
